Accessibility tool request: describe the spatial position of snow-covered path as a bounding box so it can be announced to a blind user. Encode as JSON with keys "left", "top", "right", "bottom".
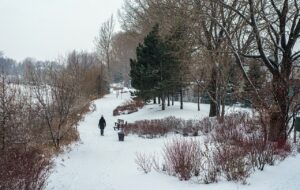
{"left": 46, "top": 92, "right": 300, "bottom": 190}
{"left": 46, "top": 92, "right": 169, "bottom": 190}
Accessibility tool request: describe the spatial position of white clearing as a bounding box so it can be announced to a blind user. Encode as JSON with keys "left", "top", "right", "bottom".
{"left": 46, "top": 91, "right": 300, "bottom": 190}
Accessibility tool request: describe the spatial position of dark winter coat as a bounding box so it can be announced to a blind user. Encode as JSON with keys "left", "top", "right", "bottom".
{"left": 98, "top": 117, "right": 106, "bottom": 129}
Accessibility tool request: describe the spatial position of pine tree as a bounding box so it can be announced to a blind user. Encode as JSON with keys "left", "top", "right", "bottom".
{"left": 130, "top": 24, "right": 163, "bottom": 102}
{"left": 130, "top": 24, "right": 183, "bottom": 110}
{"left": 164, "top": 24, "right": 190, "bottom": 109}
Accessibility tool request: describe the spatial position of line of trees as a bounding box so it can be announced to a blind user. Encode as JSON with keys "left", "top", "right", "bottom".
{"left": 1, "top": 51, "right": 108, "bottom": 151}
{"left": 0, "top": 51, "right": 109, "bottom": 189}
{"left": 119, "top": 0, "right": 300, "bottom": 144}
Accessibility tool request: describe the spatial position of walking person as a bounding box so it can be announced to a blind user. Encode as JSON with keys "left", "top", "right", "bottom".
{"left": 98, "top": 115, "right": 106, "bottom": 136}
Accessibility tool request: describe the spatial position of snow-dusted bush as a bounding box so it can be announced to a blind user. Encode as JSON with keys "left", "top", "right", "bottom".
{"left": 124, "top": 118, "right": 177, "bottom": 138}
{"left": 0, "top": 148, "right": 52, "bottom": 190}
{"left": 213, "top": 145, "right": 251, "bottom": 183}
{"left": 141, "top": 112, "right": 292, "bottom": 184}
{"left": 208, "top": 112, "right": 291, "bottom": 182}
{"left": 196, "top": 117, "right": 214, "bottom": 134}
{"left": 113, "top": 99, "right": 144, "bottom": 116}
{"left": 199, "top": 144, "right": 219, "bottom": 184}
{"left": 135, "top": 153, "right": 153, "bottom": 174}
{"left": 163, "top": 138, "right": 202, "bottom": 180}
{"left": 125, "top": 117, "right": 200, "bottom": 138}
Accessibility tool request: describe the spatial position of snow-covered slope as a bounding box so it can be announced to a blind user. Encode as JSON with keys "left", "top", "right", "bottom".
{"left": 46, "top": 91, "right": 300, "bottom": 190}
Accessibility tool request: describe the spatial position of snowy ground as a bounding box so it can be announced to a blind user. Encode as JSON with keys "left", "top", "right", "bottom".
{"left": 46, "top": 91, "right": 300, "bottom": 190}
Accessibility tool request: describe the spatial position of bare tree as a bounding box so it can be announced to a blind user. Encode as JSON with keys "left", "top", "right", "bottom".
{"left": 110, "top": 31, "right": 140, "bottom": 86}
{"left": 209, "top": 0, "right": 300, "bottom": 143}
{"left": 66, "top": 50, "right": 108, "bottom": 97}
{"left": 0, "top": 66, "right": 36, "bottom": 151}
{"left": 190, "top": 52, "right": 211, "bottom": 111}
{"left": 119, "top": 0, "right": 154, "bottom": 37}
{"left": 28, "top": 63, "right": 78, "bottom": 149}
{"left": 95, "top": 15, "right": 115, "bottom": 75}
{"left": 0, "top": 72, "right": 17, "bottom": 150}
{"left": 190, "top": 0, "right": 246, "bottom": 118}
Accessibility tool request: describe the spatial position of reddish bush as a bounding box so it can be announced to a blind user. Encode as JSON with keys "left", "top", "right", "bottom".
{"left": 197, "top": 117, "right": 214, "bottom": 134}
{"left": 245, "top": 135, "right": 276, "bottom": 171}
{"left": 147, "top": 112, "right": 292, "bottom": 183}
{"left": 163, "top": 138, "right": 202, "bottom": 180}
{"left": 124, "top": 117, "right": 202, "bottom": 138}
{"left": 213, "top": 145, "right": 251, "bottom": 183}
{"left": 135, "top": 153, "right": 153, "bottom": 174}
{"left": 210, "top": 112, "right": 291, "bottom": 181}
{"left": 113, "top": 99, "right": 144, "bottom": 116}
{"left": 124, "top": 119, "right": 171, "bottom": 138}
{"left": 0, "top": 148, "right": 52, "bottom": 190}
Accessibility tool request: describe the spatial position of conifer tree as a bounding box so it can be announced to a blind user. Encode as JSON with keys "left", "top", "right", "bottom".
{"left": 130, "top": 24, "right": 183, "bottom": 110}
{"left": 130, "top": 24, "right": 162, "bottom": 102}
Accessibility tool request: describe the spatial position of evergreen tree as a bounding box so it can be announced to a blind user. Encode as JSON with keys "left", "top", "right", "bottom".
{"left": 164, "top": 24, "right": 190, "bottom": 109}
{"left": 130, "top": 24, "right": 162, "bottom": 102}
{"left": 130, "top": 24, "right": 183, "bottom": 110}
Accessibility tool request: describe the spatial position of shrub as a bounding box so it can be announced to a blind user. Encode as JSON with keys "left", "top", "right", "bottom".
{"left": 213, "top": 145, "right": 251, "bottom": 183}
{"left": 124, "top": 117, "right": 183, "bottom": 138}
{"left": 124, "top": 117, "right": 201, "bottom": 138}
{"left": 113, "top": 99, "right": 144, "bottom": 116}
{"left": 199, "top": 144, "right": 219, "bottom": 184}
{"left": 0, "top": 148, "right": 52, "bottom": 190}
{"left": 209, "top": 112, "right": 291, "bottom": 182}
{"left": 163, "top": 138, "right": 202, "bottom": 180}
{"left": 197, "top": 117, "right": 214, "bottom": 134}
{"left": 132, "top": 112, "right": 292, "bottom": 184}
{"left": 135, "top": 153, "right": 153, "bottom": 174}
{"left": 129, "top": 120, "right": 170, "bottom": 138}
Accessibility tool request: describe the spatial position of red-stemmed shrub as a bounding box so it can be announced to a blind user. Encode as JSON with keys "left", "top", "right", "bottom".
{"left": 210, "top": 112, "right": 291, "bottom": 182}
{"left": 197, "top": 117, "right": 214, "bottom": 134}
{"left": 135, "top": 153, "right": 153, "bottom": 174}
{"left": 124, "top": 119, "right": 171, "bottom": 138}
{"left": 0, "top": 148, "right": 52, "bottom": 190}
{"left": 163, "top": 138, "right": 202, "bottom": 180}
{"left": 132, "top": 112, "right": 292, "bottom": 184}
{"left": 213, "top": 145, "right": 251, "bottom": 183}
{"left": 113, "top": 99, "right": 144, "bottom": 116}
{"left": 124, "top": 117, "right": 202, "bottom": 138}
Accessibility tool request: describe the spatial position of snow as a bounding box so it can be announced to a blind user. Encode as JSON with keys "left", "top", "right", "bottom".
{"left": 46, "top": 91, "right": 300, "bottom": 190}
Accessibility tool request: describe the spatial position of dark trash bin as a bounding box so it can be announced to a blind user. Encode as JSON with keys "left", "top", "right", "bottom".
{"left": 295, "top": 117, "right": 300, "bottom": 132}
{"left": 118, "top": 132, "right": 125, "bottom": 141}
{"left": 193, "top": 131, "right": 199, "bottom": 136}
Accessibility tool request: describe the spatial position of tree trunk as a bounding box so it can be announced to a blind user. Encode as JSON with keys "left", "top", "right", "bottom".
{"left": 100, "top": 66, "right": 104, "bottom": 96}
{"left": 209, "top": 68, "right": 218, "bottom": 117}
{"left": 209, "top": 95, "right": 218, "bottom": 117}
{"left": 1, "top": 123, "right": 5, "bottom": 151}
{"left": 162, "top": 93, "right": 165, "bottom": 110}
{"left": 197, "top": 85, "right": 200, "bottom": 111}
{"left": 167, "top": 95, "right": 170, "bottom": 106}
{"left": 294, "top": 116, "right": 297, "bottom": 143}
{"left": 153, "top": 97, "right": 156, "bottom": 104}
{"left": 56, "top": 138, "right": 60, "bottom": 150}
{"left": 220, "top": 93, "right": 225, "bottom": 122}
{"left": 180, "top": 88, "right": 183, "bottom": 109}
{"left": 172, "top": 92, "right": 174, "bottom": 106}
{"left": 158, "top": 96, "right": 161, "bottom": 104}
{"left": 268, "top": 75, "right": 288, "bottom": 144}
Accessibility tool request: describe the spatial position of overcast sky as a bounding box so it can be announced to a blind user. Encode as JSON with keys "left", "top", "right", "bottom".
{"left": 0, "top": 0, "right": 124, "bottom": 61}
